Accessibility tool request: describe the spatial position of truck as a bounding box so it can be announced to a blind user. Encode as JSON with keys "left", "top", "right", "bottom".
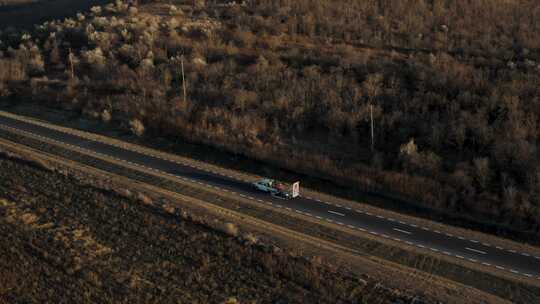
{"left": 252, "top": 178, "right": 300, "bottom": 199}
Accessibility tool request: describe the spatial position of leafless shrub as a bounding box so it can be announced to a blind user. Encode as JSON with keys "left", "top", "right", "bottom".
{"left": 0, "top": 58, "right": 25, "bottom": 81}
{"left": 119, "top": 29, "right": 131, "bottom": 41}
{"left": 399, "top": 138, "right": 441, "bottom": 176}
{"left": 222, "top": 297, "right": 239, "bottom": 304}
{"left": 85, "top": 271, "right": 102, "bottom": 287}
{"left": 101, "top": 109, "right": 111, "bottom": 122}
{"left": 115, "top": 188, "right": 132, "bottom": 198}
{"left": 192, "top": 55, "right": 207, "bottom": 66}
{"left": 178, "top": 208, "right": 190, "bottom": 220}
{"left": 503, "top": 184, "right": 518, "bottom": 210}
{"left": 28, "top": 45, "right": 44, "bottom": 74}
{"left": 242, "top": 232, "right": 258, "bottom": 245}
{"left": 221, "top": 222, "right": 238, "bottom": 237}
{"left": 21, "top": 213, "right": 38, "bottom": 225}
{"left": 92, "top": 16, "right": 108, "bottom": 29}
{"left": 163, "top": 204, "right": 176, "bottom": 214}
{"left": 167, "top": 18, "right": 179, "bottom": 30}
{"left": 90, "top": 6, "right": 102, "bottom": 15}
{"left": 129, "top": 118, "right": 145, "bottom": 136}
{"left": 128, "top": 7, "right": 138, "bottom": 16}
{"left": 84, "top": 109, "right": 100, "bottom": 119}
{"left": 169, "top": 5, "right": 183, "bottom": 16}
{"left": 473, "top": 157, "right": 491, "bottom": 189}
{"left": 140, "top": 57, "right": 154, "bottom": 69}
{"left": 234, "top": 29, "right": 255, "bottom": 47}
{"left": 232, "top": 89, "right": 257, "bottom": 111}
{"left": 136, "top": 192, "right": 153, "bottom": 205}
{"left": 115, "top": 0, "right": 128, "bottom": 13}
{"left": 194, "top": 0, "right": 206, "bottom": 9}
{"left": 0, "top": 81, "right": 8, "bottom": 96}
{"left": 9, "top": 44, "right": 43, "bottom": 75}
{"left": 105, "top": 3, "right": 116, "bottom": 13}
{"left": 82, "top": 47, "right": 106, "bottom": 70}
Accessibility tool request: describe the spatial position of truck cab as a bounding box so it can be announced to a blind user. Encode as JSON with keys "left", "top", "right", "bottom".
{"left": 252, "top": 178, "right": 278, "bottom": 193}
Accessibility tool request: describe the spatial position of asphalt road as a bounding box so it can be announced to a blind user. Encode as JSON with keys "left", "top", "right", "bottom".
{"left": 0, "top": 113, "right": 539, "bottom": 281}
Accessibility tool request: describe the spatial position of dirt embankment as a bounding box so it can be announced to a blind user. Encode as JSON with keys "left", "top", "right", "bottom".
{"left": 0, "top": 149, "right": 420, "bottom": 304}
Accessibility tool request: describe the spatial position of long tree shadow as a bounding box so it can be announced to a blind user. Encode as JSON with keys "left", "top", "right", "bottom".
{"left": 0, "top": 0, "right": 112, "bottom": 29}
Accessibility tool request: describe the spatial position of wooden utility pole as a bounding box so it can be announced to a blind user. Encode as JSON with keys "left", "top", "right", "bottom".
{"left": 364, "top": 73, "right": 381, "bottom": 153}
{"left": 370, "top": 104, "right": 374, "bottom": 152}
{"left": 180, "top": 54, "right": 187, "bottom": 103}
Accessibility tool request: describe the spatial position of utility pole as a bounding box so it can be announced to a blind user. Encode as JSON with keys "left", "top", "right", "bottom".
{"left": 180, "top": 54, "right": 187, "bottom": 103}
{"left": 364, "top": 73, "right": 381, "bottom": 153}
{"left": 370, "top": 104, "right": 374, "bottom": 152}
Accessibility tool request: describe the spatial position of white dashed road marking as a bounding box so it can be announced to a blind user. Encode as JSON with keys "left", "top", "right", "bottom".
{"left": 328, "top": 210, "right": 345, "bottom": 217}
{"left": 393, "top": 228, "right": 412, "bottom": 235}
{"left": 465, "top": 247, "right": 487, "bottom": 255}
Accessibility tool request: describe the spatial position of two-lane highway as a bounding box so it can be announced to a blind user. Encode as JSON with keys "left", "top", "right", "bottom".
{"left": 0, "top": 112, "right": 539, "bottom": 281}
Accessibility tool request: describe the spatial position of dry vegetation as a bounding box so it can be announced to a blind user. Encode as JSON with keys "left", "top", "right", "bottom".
{"left": 1, "top": 0, "right": 540, "bottom": 240}
{"left": 0, "top": 149, "right": 421, "bottom": 303}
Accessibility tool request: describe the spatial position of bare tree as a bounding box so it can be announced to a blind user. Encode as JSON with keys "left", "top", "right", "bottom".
{"left": 473, "top": 157, "right": 490, "bottom": 189}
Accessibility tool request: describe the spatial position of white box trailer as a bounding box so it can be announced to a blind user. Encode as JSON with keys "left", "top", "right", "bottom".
{"left": 252, "top": 179, "right": 300, "bottom": 199}
{"left": 291, "top": 181, "right": 300, "bottom": 198}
